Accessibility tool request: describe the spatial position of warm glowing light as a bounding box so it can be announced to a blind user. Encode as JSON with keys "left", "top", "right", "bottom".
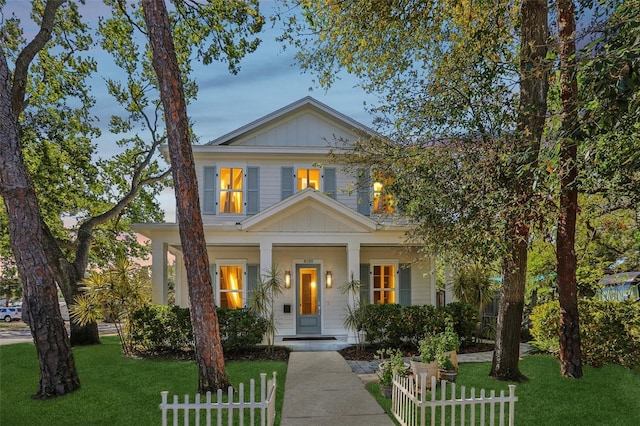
{"left": 284, "top": 271, "right": 291, "bottom": 289}
{"left": 326, "top": 271, "right": 332, "bottom": 288}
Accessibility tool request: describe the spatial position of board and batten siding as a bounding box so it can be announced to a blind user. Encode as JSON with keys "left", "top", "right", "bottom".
{"left": 228, "top": 111, "right": 358, "bottom": 148}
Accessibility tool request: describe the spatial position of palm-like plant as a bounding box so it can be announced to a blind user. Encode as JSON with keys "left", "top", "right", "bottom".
{"left": 452, "top": 263, "right": 496, "bottom": 338}
{"left": 248, "top": 263, "right": 284, "bottom": 352}
{"left": 70, "top": 255, "right": 151, "bottom": 355}
{"left": 341, "top": 273, "right": 367, "bottom": 350}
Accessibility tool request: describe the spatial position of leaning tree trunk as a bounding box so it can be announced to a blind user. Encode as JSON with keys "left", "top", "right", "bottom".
{"left": 556, "top": 0, "right": 583, "bottom": 378}
{"left": 1, "top": 49, "right": 80, "bottom": 398}
{"left": 491, "top": 0, "right": 549, "bottom": 381}
{"left": 141, "top": 0, "right": 230, "bottom": 392}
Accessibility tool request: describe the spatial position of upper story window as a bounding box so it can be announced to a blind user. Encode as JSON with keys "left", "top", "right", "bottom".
{"left": 220, "top": 167, "right": 243, "bottom": 213}
{"left": 297, "top": 168, "right": 321, "bottom": 190}
{"left": 372, "top": 175, "right": 395, "bottom": 215}
{"left": 282, "top": 166, "right": 336, "bottom": 200}
{"left": 373, "top": 264, "right": 396, "bottom": 304}
{"left": 358, "top": 169, "right": 396, "bottom": 216}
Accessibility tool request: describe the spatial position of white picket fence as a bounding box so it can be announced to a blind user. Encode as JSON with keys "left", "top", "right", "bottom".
{"left": 160, "top": 372, "right": 277, "bottom": 426}
{"left": 392, "top": 373, "right": 517, "bottom": 426}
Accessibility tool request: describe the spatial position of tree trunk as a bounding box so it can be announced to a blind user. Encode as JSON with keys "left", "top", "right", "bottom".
{"left": 491, "top": 0, "right": 549, "bottom": 380}
{"left": 491, "top": 227, "right": 528, "bottom": 382}
{"left": 556, "top": 0, "right": 583, "bottom": 378}
{"left": 141, "top": 0, "right": 229, "bottom": 392}
{"left": 1, "top": 49, "right": 80, "bottom": 398}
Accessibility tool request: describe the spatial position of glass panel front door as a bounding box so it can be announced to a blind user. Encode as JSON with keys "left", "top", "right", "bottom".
{"left": 296, "top": 264, "right": 321, "bottom": 334}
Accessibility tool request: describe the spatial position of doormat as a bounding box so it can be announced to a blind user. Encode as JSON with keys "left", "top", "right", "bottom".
{"left": 282, "top": 337, "right": 337, "bottom": 341}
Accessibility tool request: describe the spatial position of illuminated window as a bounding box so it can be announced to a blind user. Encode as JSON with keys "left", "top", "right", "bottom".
{"left": 219, "top": 265, "right": 243, "bottom": 309}
{"left": 373, "top": 174, "right": 395, "bottom": 214}
{"left": 220, "top": 168, "right": 243, "bottom": 213}
{"left": 297, "top": 168, "right": 320, "bottom": 190}
{"left": 373, "top": 264, "right": 395, "bottom": 304}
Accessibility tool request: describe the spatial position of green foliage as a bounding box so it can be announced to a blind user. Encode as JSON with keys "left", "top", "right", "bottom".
{"left": 70, "top": 256, "right": 152, "bottom": 355}
{"left": 360, "top": 303, "right": 403, "bottom": 347}
{"left": 531, "top": 300, "right": 640, "bottom": 368}
{"left": 452, "top": 263, "right": 496, "bottom": 317}
{"left": 217, "top": 308, "right": 268, "bottom": 355}
{"left": 248, "top": 264, "right": 284, "bottom": 351}
{"left": 417, "top": 325, "right": 460, "bottom": 363}
{"left": 129, "top": 305, "right": 268, "bottom": 356}
{"left": 358, "top": 303, "right": 476, "bottom": 352}
{"left": 129, "top": 305, "right": 193, "bottom": 352}
{"left": 443, "top": 301, "right": 479, "bottom": 347}
{"left": 341, "top": 275, "right": 367, "bottom": 349}
{"left": 376, "top": 348, "right": 407, "bottom": 386}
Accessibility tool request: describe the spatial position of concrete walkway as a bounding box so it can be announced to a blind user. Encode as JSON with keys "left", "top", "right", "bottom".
{"left": 280, "top": 351, "right": 393, "bottom": 425}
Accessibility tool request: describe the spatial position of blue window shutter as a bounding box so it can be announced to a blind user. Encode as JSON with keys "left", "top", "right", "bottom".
{"left": 209, "top": 264, "right": 217, "bottom": 298}
{"left": 399, "top": 264, "right": 412, "bottom": 306}
{"left": 246, "top": 264, "right": 259, "bottom": 308}
{"left": 324, "top": 167, "right": 337, "bottom": 199}
{"left": 247, "top": 167, "right": 259, "bottom": 215}
{"left": 359, "top": 264, "right": 370, "bottom": 304}
{"left": 281, "top": 167, "right": 294, "bottom": 200}
{"left": 357, "top": 169, "right": 370, "bottom": 216}
{"left": 203, "top": 166, "right": 216, "bottom": 214}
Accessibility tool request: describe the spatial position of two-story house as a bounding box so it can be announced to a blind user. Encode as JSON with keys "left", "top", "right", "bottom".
{"left": 133, "top": 97, "right": 438, "bottom": 343}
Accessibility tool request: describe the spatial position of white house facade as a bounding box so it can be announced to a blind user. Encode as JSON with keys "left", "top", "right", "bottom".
{"left": 133, "top": 97, "right": 439, "bottom": 343}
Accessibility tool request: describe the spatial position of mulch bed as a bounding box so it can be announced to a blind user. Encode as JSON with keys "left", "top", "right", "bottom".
{"left": 134, "top": 346, "right": 291, "bottom": 362}
{"left": 338, "top": 342, "right": 495, "bottom": 361}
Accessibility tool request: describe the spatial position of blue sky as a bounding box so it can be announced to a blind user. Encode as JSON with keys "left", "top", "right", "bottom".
{"left": 5, "top": 0, "right": 377, "bottom": 221}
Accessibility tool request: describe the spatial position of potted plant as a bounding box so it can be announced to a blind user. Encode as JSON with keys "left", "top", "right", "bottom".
{"left": 377, "top": 348, "right": 408, "bottom": 398}
{"left": 437, "top": 352, "right": 458, "bottom": 382}
{"left": 439, "top": 325, "right": 461, "bottom": 369}
{"left": 410, "top": 334, "right": 440, "bottom": 388}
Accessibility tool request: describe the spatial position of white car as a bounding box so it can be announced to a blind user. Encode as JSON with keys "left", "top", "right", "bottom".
{"left": 0, "top": 307, "right": 22, "bottom": 322}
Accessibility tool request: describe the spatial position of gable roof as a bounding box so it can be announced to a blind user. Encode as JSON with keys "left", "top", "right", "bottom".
{"left": 239, "top": 187, "right": 378, "bottom": 233}
{"left": 207, "top": 96, "right": 377, "bottom": 146}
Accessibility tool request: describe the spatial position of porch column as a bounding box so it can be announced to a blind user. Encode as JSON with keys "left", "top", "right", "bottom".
{"left": 173, "top": 251, "right": 187, "bottom": 307}
{"left": 151, "top": 240, "right": 168, "bottom": 305}
{"left": 346, "top": 241, "right": 361, "bottom": 343}
{"left": 259, "top": 241, "right": 273, "bottom": 278}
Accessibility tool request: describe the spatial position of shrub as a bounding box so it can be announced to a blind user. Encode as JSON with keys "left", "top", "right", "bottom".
{"left": 443, "top": 302, "right": 478, "bottom": 347}
{"left": 217, "top": 307, "right": 268, "bottom": 354}
{"left": 361, "top": 304, "right": 403, "bottom": 347}
{"left": 130, "top": 305, "right": 268, "bottom": 356}
{"left": 130, "top": 305, "right": 193, "bottom": 353}
{"left": 530, "top": 300, "right": 640, "bottom": 368}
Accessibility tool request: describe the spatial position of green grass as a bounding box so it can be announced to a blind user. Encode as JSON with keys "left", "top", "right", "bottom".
{"left": 0, "top": 337, "right": 287, "bottom": 425}
{"left": 369, "top": 355, "right": 640, "bottom": 426}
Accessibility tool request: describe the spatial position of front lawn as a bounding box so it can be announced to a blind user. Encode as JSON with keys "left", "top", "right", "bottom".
{"left": 0, "top": 337, "right": 287, "bottom": 425}
{"left": 368, "top": 355, "right": 640, "bottom": 426}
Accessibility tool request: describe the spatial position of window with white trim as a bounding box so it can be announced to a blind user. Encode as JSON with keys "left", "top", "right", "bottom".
{"left": 372, "top": 263, "right": 396, "bottom": 304}
{"left": 220, "top": 167, "right": 243, "bottom": 213}
{"left": 372, "top": 172, "right": 395, "bottom": 215}
{"left": 217, "top": 263, "right": 244, "bottom": 309}
{"left": 297, "top": 168, "right": 320, "bottom": 190}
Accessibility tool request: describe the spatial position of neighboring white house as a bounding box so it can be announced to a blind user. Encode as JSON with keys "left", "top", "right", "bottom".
{"left": 133, "top": 97, "right": 439, "bottom": 343}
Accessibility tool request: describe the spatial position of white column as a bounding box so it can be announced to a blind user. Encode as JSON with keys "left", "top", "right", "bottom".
{"left": 259, "top": 241, "right": 273, "bottom": 276}
{"left": 346, "top": 241, "right": 361, "bottom": 343}
{"left": 173, "top": 252, "right": 187, "bottom": 307}
{"left": 151, "top": 241, "right": 168, "bottom": 305}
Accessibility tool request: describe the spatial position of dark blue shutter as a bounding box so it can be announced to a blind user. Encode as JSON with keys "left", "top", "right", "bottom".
{"left": 359, "top": 264, "right": 370, "bottom": 304}
{"left": 247, "top": 167, "right": 259, "bottom": 215}
{"left": 357, "top": 169, "right": 370, "bottom": 216}
{"left": 246, "top": 264, "right": 259, "bottom": 308}
{"left": 399, "top": 264, "right": 412, "bottom": 306}
{"left": 324, "top": 167, "right": 337, "bottom": 199}
{"left": 209, "top": 264, "right": 217, "bottom": 303}
{"left": 281, "top": 167, "right": 294, "bottom": 200}
{"left": 203, "top": 166, "right": 216, "bottom": 214}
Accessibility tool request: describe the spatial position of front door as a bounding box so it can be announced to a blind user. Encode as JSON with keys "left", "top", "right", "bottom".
{"left": 296, "top": 264, "right": 321, "bottom": 334}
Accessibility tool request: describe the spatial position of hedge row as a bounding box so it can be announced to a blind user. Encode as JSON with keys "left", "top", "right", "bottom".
{"left": 129, "top": 305, "right": 267, "bottom": 355}
{"left": 359, "top": 302, "right": 477, "bottom": 349}
{"left": 530, "top": 300, "right": 640, "bottom": 368}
